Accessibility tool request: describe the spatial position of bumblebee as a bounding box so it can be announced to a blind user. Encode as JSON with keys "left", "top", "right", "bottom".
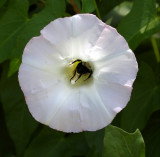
{"left": 70, "top": 59, "right": 92, "bottom": 83}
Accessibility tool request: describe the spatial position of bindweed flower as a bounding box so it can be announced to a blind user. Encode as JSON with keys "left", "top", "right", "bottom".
{"left": 18, "top": 14, "right": 138, "bottom": 133}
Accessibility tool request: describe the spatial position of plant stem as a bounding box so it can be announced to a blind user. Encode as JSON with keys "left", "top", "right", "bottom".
{"left": 69, "top": 0, "right": 80, "bottom": 13}
{"left": 93, "top": 0, "right": 101, "bottom": 19}
{"left": 151, "top": 37, "right": 160, "bottom": 63}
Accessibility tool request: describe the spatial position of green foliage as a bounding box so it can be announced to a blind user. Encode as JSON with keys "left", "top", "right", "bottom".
{"left": 81, "top": 0, "right": 95, "bottom": 13}
{"left": 24, "top": 127, "right": 89, "bottom": 157}
{"left": 8, "top": 58, "right": 21, "bottom": 77}
{"left": 0, "top": 0, "right": 29, "bottom": 63}
{"left": 105, "top": 1, "right": 133, "bottom": 26}
{"left": 0, "top": 0, "right": 7, "bottom": 8}
{"left": 0, "top": 103, "right": 14, "bottom": 157}
{"left": 98, "top": 0, "right": 126, "bottom": 18}
{"left": 0, "top": 0, "right": 65, "bottom": 75}
{"left": 103, "top": 125, "right": 145, "bottom": 157}
{"left": 143, "top": 111, "right": 160, "bottom": 157}
{"left": 120, "top": 62, "right": 160, "bottom": 132}
{"left": 85, "top": 129, "right": 105, "bottom": 155}
{"left": 0, "top": 0, "right": 160, "bottom": 156}
{"left": 118, "top": 0, "right": 160, "bottom": 50}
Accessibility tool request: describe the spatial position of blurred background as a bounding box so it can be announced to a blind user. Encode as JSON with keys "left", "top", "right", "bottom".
{"left": 0, "top": 0, "right": 160, "bottom": 157}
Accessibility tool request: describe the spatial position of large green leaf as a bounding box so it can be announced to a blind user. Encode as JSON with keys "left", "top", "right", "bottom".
{"left": 85, "top": 128, "right": 105, "bottom": 155}
{"left": 0, "top": 0, "right": 65, "bottom": 75}
{"left": 0, "top": 65, "right": 38, "bottom": 157}
{"left": 120, "top": 62, "right": 160, "bottom": 132}
{"left": 24, "top": 127, "right": 89, "bottom": 157}
{"left": 118, "top": 0, "right": 160, "bottom": 50}
{"left": 102, "top": 125, "right": 145, "bottom": 157}
{"left": 0, "top": 0, "right": 29, "bottom": 63}
{"left": 85, "top": 147, "right": 101, "bottom": 157}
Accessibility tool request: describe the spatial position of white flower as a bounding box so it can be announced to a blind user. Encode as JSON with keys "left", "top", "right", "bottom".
{"left": 18, "top": 14, "right": 138, "bottom": 133}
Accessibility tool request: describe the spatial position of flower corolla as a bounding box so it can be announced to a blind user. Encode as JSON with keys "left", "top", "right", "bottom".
{"left": 18, "top": 14, "right": 138, "bottom": 132}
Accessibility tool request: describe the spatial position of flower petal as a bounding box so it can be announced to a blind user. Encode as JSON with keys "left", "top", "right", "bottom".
{"left": 41, "top": 14, "right": 106, "bottom": 60}
{"left": 48, "top": 89, "right": 83, "bottom": 132}
{"left": 18, "top": 64, "right": 58, "bottom": 96}
{"left": 95, "top": 81, "right": 132, "bottom": 114}
{"left": 79, "top": 84, "right": 116, "bottom": 131}
{"left": 89, "top": 25, "right": 129, "bottom": 61}
{"left": 94, "top": 49, "right": 138, "bottom": 86}
{"left": 19, "top": 63, "right": 79, "bottom": 132}
{"left": 22, "top": 36, "right": 62, "bottom": 73}
{"left": 25, "top": 82, "right": 72, "bottom": 130}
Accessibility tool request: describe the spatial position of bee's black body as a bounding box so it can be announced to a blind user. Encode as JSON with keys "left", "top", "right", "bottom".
{"left": 70, "top": 59, "right": 92, "bottom": 82}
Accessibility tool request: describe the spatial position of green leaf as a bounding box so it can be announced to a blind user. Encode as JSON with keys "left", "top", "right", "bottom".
{"left": 0, "top": 0, "right": 29, "bottom": 63}
{"left": 81, "top": 0, "right": 95, "bottom": 13}
{"left": 102, "top": 125, "right": 145, "bottom": 157}
{"left": 8, "top": 58, "right": 21, "bottom": 77}
{"left": 143, "top": 110, "right": 160, "bottom": 157}
{"left": 105, "top": 1, "right": 132, "bottom": 27}
{"left": 24, "top": 127, "right": 89, "bottom": 157}
{"left": 15, "top": 0, "right": 65, "bottom": 58}
{"left": 98, "top": 0, "right": 126, "bottom": 18}
{"left": 120, "top": 62, "right": 160, "bottom": 132}
{"left": 0, "top": 0, "right": 65, "bottom": 75}
{"left": 0, "top": 64, "right": 38, "bottom": 156}
{"left": 118, "top": 0, "right": 160, "bottom": 50}
{"left": 86, "top": 147, "right": 101, "bottom": 157}
{"left": 85, "top": 129, "right": 105, "bottom": 155}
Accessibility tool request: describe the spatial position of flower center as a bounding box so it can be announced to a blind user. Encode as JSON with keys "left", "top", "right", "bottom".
{"left": 70, "top": 59, "right": 93, "bottom": 84}
{"left": 62, "top": 59, "right": 93, "bottom": 87}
